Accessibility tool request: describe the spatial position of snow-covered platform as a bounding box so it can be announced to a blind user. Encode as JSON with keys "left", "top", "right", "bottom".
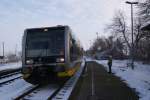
{"left": 69, "top": 61, "right": 139, "bottom": 100}
{"left": 96, "top": 60, "right": 150, "bottom": 100}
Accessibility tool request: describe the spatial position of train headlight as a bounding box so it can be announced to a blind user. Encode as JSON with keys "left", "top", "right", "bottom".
{"left": 56, "top": 58, "right": 64, "bottom": 62}
{"left": 26, "top": 59, "right": 34, "bottom": 64}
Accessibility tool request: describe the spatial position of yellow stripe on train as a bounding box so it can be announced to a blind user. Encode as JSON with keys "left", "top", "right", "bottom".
{"left": 23, "top": 74, "right": 31, "bottom": 79}
{"left": 57, "top": 65, "right": 80, "bottom": 77}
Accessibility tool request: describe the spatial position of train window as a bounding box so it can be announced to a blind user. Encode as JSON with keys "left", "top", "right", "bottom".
{"left": 26, "top": 29, "right": 65, "bottom": 57}
{"left": 27, "top": 40, "right": 49, "bottom": 50}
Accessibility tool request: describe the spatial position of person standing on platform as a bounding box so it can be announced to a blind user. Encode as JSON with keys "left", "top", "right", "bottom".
{"left": 107, "top": 56, "right": 112, "bottom": 74}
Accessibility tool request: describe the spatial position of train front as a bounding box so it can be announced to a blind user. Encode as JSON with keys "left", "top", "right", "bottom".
{"left": 22, "top": 27, "right": 66, "bottom": 84}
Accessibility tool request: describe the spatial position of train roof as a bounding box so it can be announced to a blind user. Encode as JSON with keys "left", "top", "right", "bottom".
{"left": 25, "top": 25, "right": 70, "bottom": 31}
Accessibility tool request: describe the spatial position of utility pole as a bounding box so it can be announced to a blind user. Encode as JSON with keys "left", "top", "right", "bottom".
{"left": 96, "top": 32, "right": 99, "bottom": 40}
{"left": 89, "top": 40, "right": 93, "bottom": 56}
{"left": 15, "top": 44, "right": 17, "bottom": 56}
{"left": 2, "top": 42, "right": 4, "bottom": 58}
{"left": 126, "top": 1, "right": 138, "bottom": 69}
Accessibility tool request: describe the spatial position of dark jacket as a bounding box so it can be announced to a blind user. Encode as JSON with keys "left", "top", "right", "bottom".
{"left": 108, "top": 57, "right": 112, "bottom": 66}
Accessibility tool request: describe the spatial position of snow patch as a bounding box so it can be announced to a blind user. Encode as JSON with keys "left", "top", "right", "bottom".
{"left": 95, "top": 59, "right": 150, "bottom": 100}
{"left": 0, "top": 61, "right": 21, "bottom": 71}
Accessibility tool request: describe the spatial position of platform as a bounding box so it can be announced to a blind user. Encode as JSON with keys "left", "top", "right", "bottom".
{"left": 69, "top": 61, "right": 139, "bottom": 100}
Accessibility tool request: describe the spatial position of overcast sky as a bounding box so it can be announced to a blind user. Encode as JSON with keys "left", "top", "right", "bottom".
{"left": 0, "top": 0, "right": 138, "bottom": 55}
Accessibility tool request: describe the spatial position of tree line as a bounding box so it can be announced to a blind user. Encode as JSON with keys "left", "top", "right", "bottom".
{"left": 89, "top": 0, "right": 150, "bottom": 62}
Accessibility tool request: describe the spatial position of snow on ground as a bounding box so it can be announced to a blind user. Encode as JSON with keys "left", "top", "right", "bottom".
{"left": 0, "top": 79, "right": 32, "bottom": 100}
{"left": 0, "top": 73, "right": 21, "bottom": 83}
{"left": 85, "top": 57, "right": 93, "bottom": 62}
{"left": 24, "top": 84, "right": 58, "bottom": 100}
{"left": 95, "top": 59, "right": 150, "bottom": 100}
{"left": 0, "top": 61, "right": 21, "bottom": 71}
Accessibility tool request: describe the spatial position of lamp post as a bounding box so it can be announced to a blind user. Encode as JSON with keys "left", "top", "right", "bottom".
{"left": 126, "top": 1, "right": 138, "bottom": 69}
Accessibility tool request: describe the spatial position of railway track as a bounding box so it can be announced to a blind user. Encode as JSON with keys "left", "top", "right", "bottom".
{"left": 0, "top": 71, "right": 20, "bottom": 79}
{"left": 13, "top": 84, "right": 59, "bottom": 100}
{"left": 13, "top": 85, "right": 40, "bottom": 100}
{"left": 0, "top": 68, "right": 21, "bottom": 86}
{"left": 0, "top": 74, "right": 22, "bottom": 85}
{"left": 0, "top": 68, "right": 21, "bottom": 78}
{"left": 13, "top": 60, "right": 85, "bottom": 100}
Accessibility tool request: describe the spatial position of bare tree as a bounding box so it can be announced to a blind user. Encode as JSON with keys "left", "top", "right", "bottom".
{"left": 90, "top": 35, "right": 125, "bottom": 59}
{"left": 106, "top": 10, "right": 131, "bottom": 49}
{"left": 138, "top": 0, "right": 150, "bottom": 23}
{"left": 136, "top": 0, "right": 150, "bottom": 62}
{"left": 90, "top": 36, "right": 108, "bottom": 53}
{"left": 133, "top": 17, "right": 147, "bottom": 58}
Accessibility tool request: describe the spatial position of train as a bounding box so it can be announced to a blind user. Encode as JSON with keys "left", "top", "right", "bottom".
{"left": 21, "top": 25, "right": 83, "bottom": 84}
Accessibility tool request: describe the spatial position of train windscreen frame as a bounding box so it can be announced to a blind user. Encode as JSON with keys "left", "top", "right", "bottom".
{"left": 25, "top": 28, "right": 65, "bottom": 58}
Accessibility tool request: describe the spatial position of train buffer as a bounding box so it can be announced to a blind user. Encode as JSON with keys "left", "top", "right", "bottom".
{"left": 69, "top": 61, "right": 139, "bottom": 100}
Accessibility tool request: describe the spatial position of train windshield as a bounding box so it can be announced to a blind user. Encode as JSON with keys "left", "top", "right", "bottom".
{"left": 26, "top": 29, "right": 65, "bottom": 57}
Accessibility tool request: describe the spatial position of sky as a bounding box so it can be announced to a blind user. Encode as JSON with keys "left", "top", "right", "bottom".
{"left": 0, "top": 0, "right": 138, "bottom": 55}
